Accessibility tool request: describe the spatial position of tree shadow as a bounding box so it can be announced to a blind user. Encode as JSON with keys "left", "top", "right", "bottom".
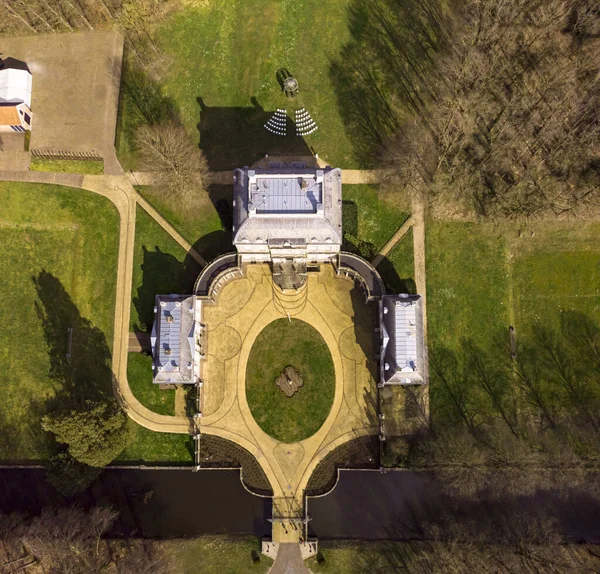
{"left": 132, "top": 246, "right": 200, "bottom": 333}
{"left": 33, "top": 271, "right": 114, "bottom": 409}
{"left": 330, "top": 0, "right": 448, "bottom": 166}
{"left": 115, "top": 60, "right": 180, "bottom": 162}
{"left": 377, "top": 256, "right": 416, "bottom": 294}
{"left": 197, "top": 96, "right": 314, "bottom": 171}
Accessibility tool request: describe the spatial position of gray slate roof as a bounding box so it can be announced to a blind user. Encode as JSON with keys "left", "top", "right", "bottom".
{"left": 232, "top": 166, "right": 342, "bottom": 245}
{"left": 151, "top": 295, "right": 197, "bottom": 384}
{"left": 380, "top": 294, "right": 425, "bottom": 385}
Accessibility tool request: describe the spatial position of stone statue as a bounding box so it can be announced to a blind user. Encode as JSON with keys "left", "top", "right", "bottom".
{"left": 275, "top": 366, "right": 304, "bottom": 397}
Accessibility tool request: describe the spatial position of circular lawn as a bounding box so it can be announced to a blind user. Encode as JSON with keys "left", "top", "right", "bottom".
{"left": 246, "top": 318, "right": 335, "bottom": 443}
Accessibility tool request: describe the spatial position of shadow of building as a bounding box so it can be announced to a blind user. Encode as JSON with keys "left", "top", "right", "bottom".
{"left": 197, "top": 96, "right": 314, "bottom": 171}
{"left": 132, "top": 246, "right": 201, "bottom": 333}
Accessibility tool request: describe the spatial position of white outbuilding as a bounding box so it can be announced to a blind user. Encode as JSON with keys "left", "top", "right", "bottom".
{"left": 0, "top": 59, "right": 32, "bottom": 132}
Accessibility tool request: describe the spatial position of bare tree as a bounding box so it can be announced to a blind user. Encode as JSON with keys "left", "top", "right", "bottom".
{"left": 382, "top": 0, "right": 600, "bottom": 220}
{"left": 0, "top": 506, "right": 171, "bottom": 573}
{"left": 135, "top": 122, "right": 211, "bottom": 209}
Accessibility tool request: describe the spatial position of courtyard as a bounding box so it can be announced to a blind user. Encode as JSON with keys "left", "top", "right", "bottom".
{"left": 246, "top": 318, "right": 336, "bottom": 443}
{"left": 200, "top": 264, "right": 378, "bottom": 513}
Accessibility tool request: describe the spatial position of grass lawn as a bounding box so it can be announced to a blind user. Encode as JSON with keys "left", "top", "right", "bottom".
{"left": 246, "top": 318, "right": 335, "bottom": 443}
{"left": 379, "top": 229, "right": 415, "bottom": 294}
{"left": 30, "top": 158, "right": 104, "bottom": 175}
{"left": 0, "top": 182, "right": 119, "bottom": 461}
{"left": 116, "top": 419, "right": 193, "bottom": 464}
{"left": 120, "top": 0, "right": 426, "bottom": 169}
{"left": 511, "top": 222, "right": 600, "bottom": 333}
{"left": 130, "top": 206, "right": 201, "bottom": 332}
{"left": 154, "top": 0, "right": 358, "bottom": 169}
{"left": 127, "top": 353, "right": 175, "bottom": 416}
{"left": 342, "top": 185, "right": 409, "bottom": 253}
{"left": 425, "top": 221, "right": 510, "bottom": 351}
{"left": 162, "top": 536, "right": 272, "bottom": 574}
{"left": 134, "top": 185, "right": 231, "bottom": 263}
{"left": 425, "top": 220, "right": 600, "bottom": 350}
{"left": 307, "top": 541, "right": 377, "bottom": 573}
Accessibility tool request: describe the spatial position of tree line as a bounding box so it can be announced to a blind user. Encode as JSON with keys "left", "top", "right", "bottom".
{"left": 351, "top": 538, "right": 600, "bottom": 573}
{"left": 0, "top": 0, "right": 164, "bottom": 36}
{"left": 379, "top": 0, "right": 600, "bottom": 219}
{"left": 0, "top": 506, "right": 169, "bottom": 573}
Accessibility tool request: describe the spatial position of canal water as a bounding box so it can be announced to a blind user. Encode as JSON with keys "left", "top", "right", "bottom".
{"left": 0, "top": 468, "right": 599, "bottom": 542}
{"left": 0, "top": 468, "right": 271, "bottom": 538}
{"left": 307, "top": 469, "right": 600, "bottom": 542}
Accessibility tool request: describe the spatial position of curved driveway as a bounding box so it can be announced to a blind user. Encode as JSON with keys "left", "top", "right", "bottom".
{"left": 0, "top": 171, "right": 381, "bottom": 547}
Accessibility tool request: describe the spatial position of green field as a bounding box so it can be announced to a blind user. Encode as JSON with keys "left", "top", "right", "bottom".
{"left": 511, "top": 223, "right": 600, "bottom": 333}
{"left": 425, "top": 222, "right": 510, "bottom": 350}
{"left": 162, "top": 537, "right": 272, "bottom": 574}
{"left": 130, "top": 206, "right": 201, "bottom": 332}
{"left": 118, "top": 0, "right": 445, "bottom": 170}
{"left": 30, "top": 158, "right": 104, "bottom": 175}
{"left": 425, "top": 220, "right": 600, "bottom": 349}
{"left": 342, "top": 185, "right": 408, "bottom": 254}
{"left": 117, "top": 420, "right": 193, "bottom": 464}
{"left": 0, "top": 182, "right": 119, "bottom": 461}
{"left": 246, "top": 318, "right": 335, "bottom": 443}
{"left": 134, "top": 185, "right": 231, "bottom": 263}
{"left": 127, "top": 353, "right": 175, "bottom": 416}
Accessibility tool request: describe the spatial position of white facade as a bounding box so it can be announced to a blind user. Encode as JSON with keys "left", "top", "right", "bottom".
{"left": 232, "top": 166, "right": 342, "bottom": 264}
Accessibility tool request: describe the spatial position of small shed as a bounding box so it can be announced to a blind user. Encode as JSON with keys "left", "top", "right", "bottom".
{"left": 0, "top": 59, "right": 32, "bottom": 132}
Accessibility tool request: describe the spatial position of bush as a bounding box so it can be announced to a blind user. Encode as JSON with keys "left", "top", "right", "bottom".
{"left": 342, "top": 201, "right": 358, "bottom": 237}
{"left": 42, "top": 399, "right": 128, "bottom": 467}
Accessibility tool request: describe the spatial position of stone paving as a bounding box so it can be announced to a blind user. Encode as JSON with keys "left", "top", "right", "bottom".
{"left": 200, "top": 264, "right": 380, "bottom": 540}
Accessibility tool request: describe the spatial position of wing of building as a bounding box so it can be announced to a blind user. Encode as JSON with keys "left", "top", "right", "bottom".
{"left": 150, "top": 295, "right": 203, "bottom": 384}
{"left": 232, "top": 166, "right": 342, "bottom": 265}
{"left": 379, "top": 294, "right": 425, "bottom": 385}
